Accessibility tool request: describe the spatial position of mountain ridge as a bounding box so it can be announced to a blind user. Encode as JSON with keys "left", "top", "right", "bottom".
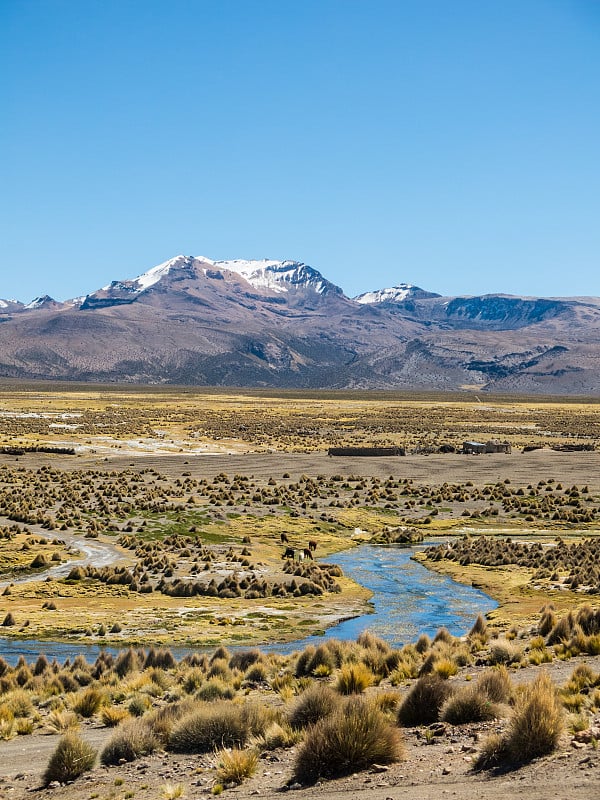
{"left": 0, "top": 254, "right": 599, "bottom": 394}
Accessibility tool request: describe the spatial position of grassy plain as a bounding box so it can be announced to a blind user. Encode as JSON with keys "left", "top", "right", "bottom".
{"left": 1, "top": 385, "right": 600, "bottom": 799}
{"left": 0, "top": 383, "right": 599, "bottom": 644}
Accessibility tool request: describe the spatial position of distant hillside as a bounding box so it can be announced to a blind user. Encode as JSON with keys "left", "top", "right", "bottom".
{"left": 1, "top": 254, "right": 599, "bottom": 394}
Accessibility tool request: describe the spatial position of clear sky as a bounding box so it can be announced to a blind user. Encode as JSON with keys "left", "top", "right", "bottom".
{"left": 2, "top": 0, "right": 599, "bottom": 302}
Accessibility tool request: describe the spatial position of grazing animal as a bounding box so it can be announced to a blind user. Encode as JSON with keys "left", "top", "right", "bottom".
{"left": 282, "top": 547, "right": 295, "bottom": 560}
{"left": 308, "top": 539, "right": 317, "bottom": 552}
{"left": 303, "top": 548, "right": 314, "bottom": 560}
{"left": 280, "top": 533, "right": 289, "bottom": 544}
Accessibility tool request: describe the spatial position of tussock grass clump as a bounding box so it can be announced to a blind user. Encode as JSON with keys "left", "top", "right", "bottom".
{"left": 146, "top": 699, "right": 196, "bottom": 744}
{"left": 475, "top": 672, "right": 563, "bottom": 770}
{"left": 335, "top": 662, "right": 374, "bottom": 694}
{"left": 288, "top": 683, "right": 341, "bottom": 730}
{"left": 196, "top": 678, "right": 235, "bottom": 702}
{"left": 469, "top": 613, "right": 488, "bottom": 640}
{"left": 475, "top": 666, "right": 512, "bottom": 704}
{"left": 100, "top": 718, "right": 159, "bottom": 765}
{"left": 441, "top": 687, "right": 501, "bottom": 725}
{"left": 253, "top": 721, "right": 302, "bottom": 750}
{"left": 45, "top": 710, "right": 80, "bottom": 734}
{"left": 489, "top": 640, "right": 522, "bottom": 665}
{"left": 2, "top": 689, "right": 34, "bottom": 719}
{"left": 168, "top": 701, "right": 249, "bottom": 753}
{"left": 507, "top": 672, "right": 563, "bottom": 760}
{"left": 100, "top": 706, "right": 130, "bottom": 727}
{"left": 215, "top": 746, "right": 258, "bottom": 785}
{"left": 432, "top": 657, "right": 459, "bottom": 679}
{"left": 293, "top": 697, "right": 403, "bottom": 784}
{"left": 71, "top": 687, "right": 106, "bottom": 718}
{"left": 397, "top": 674, "right": 453, "bottom": 727}
{"left": 43, "top": 733, "right": 96, "bottom": 785}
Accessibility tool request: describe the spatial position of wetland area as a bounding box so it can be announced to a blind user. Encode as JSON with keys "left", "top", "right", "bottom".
{"left": 0, "top": 385, "right": 599, "bottom": 799}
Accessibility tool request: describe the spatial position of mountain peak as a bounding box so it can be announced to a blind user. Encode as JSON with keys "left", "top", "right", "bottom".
{"left": 354, "top": 284, "right": 440, "bottom": 304}
{"left": 131, "top": 255, "right": 341, "bottom": 297}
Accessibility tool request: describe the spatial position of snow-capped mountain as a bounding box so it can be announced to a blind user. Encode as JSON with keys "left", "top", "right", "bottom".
{"left": 79, "top": 255, "right": 343, "bottom": 311}
{"left": 24, "top": 295, "right": 62, "bottom": 311}
{"left": 354, "top": 284, "right": 440, "bottom": 304}
{"left": 1, "top": 253, "right": 600, "bottom": 393}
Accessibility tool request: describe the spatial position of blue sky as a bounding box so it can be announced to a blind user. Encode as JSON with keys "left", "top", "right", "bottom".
{"left": 2, "top": 0, "right": 599, "bottom": 302}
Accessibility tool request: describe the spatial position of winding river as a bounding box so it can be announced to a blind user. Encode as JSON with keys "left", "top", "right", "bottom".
{"left": 0, "top": 540, "right": 495, "bottom": 664}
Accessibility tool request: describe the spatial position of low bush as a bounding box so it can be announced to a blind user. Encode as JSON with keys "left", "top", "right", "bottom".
{"left": 335, "top": 662, "right": 374, "bottom": 694}
{"left": 168, "top": 701, "right": 249, "bottom": 753}
{"left": 475, "top": 666, "right": 512, "bottom": 704}
{"left": 71, "top": 687, "right": 106, "bottom": 718}
{"left": 506, "top": 672, "right": 563, "bottom": 760}
{"left": 293, "top": 697, "right": 403, "bottom": 783}
{"left": 441, "top": 687, "right": 501, "bottom": 724}
{"left": 100, "top": 706, "right": 130, "bottom": 727}
{"left": 43, "top": 733, "right": 96, "bottom": 785}
{"left": 475, "top": 672, "right": 563, "bottom": 769}
{"left": 397, "top": 674, "right": 453, "bottom": 726}
{"left": 100, "top": 718, "right": 159, "bottom": 765}
{"left": 288, "top": 683, "right": 341, "bottom": 730}
{"left": 196, "top": 678, "right": 235, "bottom": 702}
{"left": 215, "top": 746, "right": 258, "bottom": 785}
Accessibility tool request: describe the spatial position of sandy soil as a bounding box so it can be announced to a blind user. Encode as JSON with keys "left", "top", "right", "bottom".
{"left": 10, "top": 449, "right": 600, "bottom": 491}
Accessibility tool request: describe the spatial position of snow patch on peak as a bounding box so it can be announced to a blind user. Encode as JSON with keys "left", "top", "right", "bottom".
{"left": 24, "top": 295, "right": 54, "bottom": 310}
{"left": 195, "top": 257, "right": 295, "bottom": 293}
{"left": 130, "top": 255, "right": 191, "bottom": 291}
{"left": 355, "top": 285, "right": 418, "bottom": 304}
{"left": 120, "top": 254, "right": 337, "bottom": 298}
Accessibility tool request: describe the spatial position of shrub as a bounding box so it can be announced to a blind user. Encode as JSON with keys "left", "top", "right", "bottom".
{"left": 489, "top": 641, "right": 522, "bottom": 665}
{"left": 169, "top": 701, "right": 249, "bottom": 753}
{"left": 306, "top": 644, "right": 336, "bottom": 676}
{"left": 469, "top": 614, "right": 488, "bottom": 639}
{"left": 288, "top": 683, "right": 341, "bottom": 730}
{"left": 215, "top": 747, "right": 258, "bottom": 785}
{"left": 100, "top": 718, "right": 159, "bottom": 765}
{"left": 293, "top": 697, "right": 403, "bottom": 783}
{"left": 397, "top": 675, "right": 454, "bottom": 727}
{"left": 253, "top": 721, "right": 302, "bottom": 750}
{"left": 432, "top": 657, "right": 459, "bottom": 679}
{"left": 433, "top": 627, "right": 453, "bottom": 645}
{"left": 146, "top": 699, "right": 196, "bottom": 744}
{"left": 45, "top": 710, "right": 80, "bottom": 734}
{"left": 335, "top": 662, "right": 374, "bottom": 694}
{"left": 244, "top": 663, "right": 268, "bottom": 684}
{"left": 114, "top": 648, "right": 142, "bottom": 677}
{"left": 71, "top": 687, "right": 106, "bottom": 718}
{"left": 505, "top": 672, "right": 563, "bottom": 761}
{"left": 196, "top": 678, "right": 235, "bottom": 702}
{"left": 43, "top": 733, "right": 96, "bottom": 785}
{"left": 100, "top": 706, "right": 130, "bottom": 727}
{"left": 473, "top": 732, "right": 509, "bottom": 771}
{"left": 441, "top": 687, "right": 501, "bottom": 725}
{"left": 229, "top": 649, "right": 261, "bottom": 672}
{"left": 475, "top": 666, "right": 512, "bottom": 704}
{"left": 128, "top": 694, "right": 151, "bottom": 717}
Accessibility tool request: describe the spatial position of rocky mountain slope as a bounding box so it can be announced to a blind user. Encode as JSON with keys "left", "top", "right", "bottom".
{"left": 1, "top": 255, "right": 599, "bottom": 393}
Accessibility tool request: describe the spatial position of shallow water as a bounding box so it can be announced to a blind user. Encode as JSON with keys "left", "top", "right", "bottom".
{"left": 0, "top": 541, "right": 496, "bottom": 664}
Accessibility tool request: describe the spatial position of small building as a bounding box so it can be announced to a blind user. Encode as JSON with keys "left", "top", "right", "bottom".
{"left": 462, "top": 439, "right": 511, "bottom": 455}
{"left": 485, "top": 439, "right": 512, "bottom": 454}
{"left": 328, "top": 446, "right": 405, "bottom": 457}
{"left": 462, "top": 441, "right": 487, "bottom": 455}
